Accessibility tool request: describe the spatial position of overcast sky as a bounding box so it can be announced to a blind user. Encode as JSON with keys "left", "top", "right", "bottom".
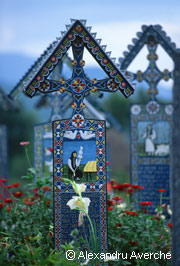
{"left": 1, "top": 0, "right": 179, "bottom": 78}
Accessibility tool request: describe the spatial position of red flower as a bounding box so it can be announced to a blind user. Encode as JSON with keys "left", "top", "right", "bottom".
{"left": 4, "top": 198, "right": 13, "bottom": 203}
{"left": 152, "top": 215, "right": 160, "bottom": 221}
{"left": 106, "top": 161, "right": 110, "bottom": 166}
{"left": 13, "top": 192, "right": 23, "bottom": 197}
{"left": 129, "top": 240, "right": 139, "bottom": 246}
{"left": 107, "top": 199, "right": 116, "bottom": 207}
{"left": 24, "top": 198, "right": 35, "bottom": 205}
{"left": 6, "top": 182, "right": 21, "bottom": 188}
{"left": 124, "top": 210, "right": 139, "bottom": 216}
{"left": 158, "top": 189, "right": 166, "bottom": 192}
{"left": 45, "top": 200, "right": 51, "bottom": 205}
{"left": 122, "top": 183, "right": 132, "bottom": 188}
{"left": 131, "top": 184, "right": 144, "bottom": 190}
{"left": 140, "top": 201, "right": 152, "bottom": 206}
{"left": 113, "top": 184, "right": 125, "bottom": 191}
{"left": 112, "top": 196, "right": 122, "bottom": 202}
{"left": 43, "top": 186, "right": 50, "bottom": 191}
{"left": 25, "top": 201, "right": 35, "bottom": 206}
{"left": 0, "top": 179, "right": 8, "bottom": 182}
{"left": 0, "top": 202, "right": 5, "bottom": 208}
{"left": 20, "top": 141, "right": 30, "bottom": 146}
{"left": 33, "top": 187, "right": 39, "bottom": 196}
{"left": 107, "top": 206, "right": 113, "bottom": 211}
{"left": 127, "top": 188, "right": 135, "bottom": 194}
{"left": 168, "top": 223, "right": 173, "bottom": 229}
{"left": 48, "top": 147, "right": 53, "bottom": 153}
{"left": 109, "top": 179, "right": 117, "bottom": 185}
{"left": 7, "top": 206, "right": 13, "bottom": 212}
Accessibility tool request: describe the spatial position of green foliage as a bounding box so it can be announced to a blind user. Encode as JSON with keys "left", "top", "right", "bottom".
{"left": 0, "top": 102, "right": 38, "bottom": 180}
{"left": 0, "top": 166, "right": 172, "bottom": 265}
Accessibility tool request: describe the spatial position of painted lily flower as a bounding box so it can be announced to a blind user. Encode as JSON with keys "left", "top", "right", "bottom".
{"left": 67, "top": 196, "right": 90, "bottom": 213}
{"left": 72, "top": 182, "right": 86, "bottom": 196}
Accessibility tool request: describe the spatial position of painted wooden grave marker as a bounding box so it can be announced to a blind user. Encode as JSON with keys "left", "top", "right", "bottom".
{"left": 21, "top": 19, "right": 134, "bottom": 252}
{"left": 120, "top": 25, "right": 179, "bottom": 213}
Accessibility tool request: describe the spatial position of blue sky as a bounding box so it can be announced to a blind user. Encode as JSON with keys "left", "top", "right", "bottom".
{"left": 1, "top": 0, "right": 179, "bottom": 96}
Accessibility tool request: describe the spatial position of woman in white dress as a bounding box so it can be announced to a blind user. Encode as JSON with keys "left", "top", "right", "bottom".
{"left": 142, "top": 124, "right": 156, "bottom": 155}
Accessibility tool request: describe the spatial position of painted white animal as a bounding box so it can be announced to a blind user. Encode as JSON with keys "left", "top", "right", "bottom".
{"left": 64, "top": 130, "right": 78, "bottom": 139}
{"left": 43, "top": 132, "right": 52, "bottom": 139}
{"left": 155, "top": 144, "right": 169, "bottom": 156}
{"left": 44, "top": 148, "right": 52, "bottom": 156}
{"left": 79, "top": 130, "right": 95, "bottom": 140}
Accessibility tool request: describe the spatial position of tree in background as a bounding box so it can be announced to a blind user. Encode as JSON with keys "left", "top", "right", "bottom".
{"left": 0, "top": 100, "right": 38, "bottom": 181}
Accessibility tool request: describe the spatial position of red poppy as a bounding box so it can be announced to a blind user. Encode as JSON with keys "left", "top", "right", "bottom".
{"left": 13, "top": 192, "right": 23, "bottom": 197}
{"left": 107, "top": 206, "right": 113, "bottom": 211}
{"left": 140, "top": 201, "right": 152, "bottom": 206}
{"left": 48, "top": 147, "right": 53, "bottom": 153}
{"left": 0, "top": 202, "right": 5, "bottom": 208}
{"left": 106, "top": 161, "right": 110, "bottom": 166}
{"left": 168, "top": 223, "right": 173, "bottom": 229}
{"left": 158, "top": 189, "right": 166, "bottom": 192}
{"left": 20, "top": 141, "right": 30, "bottom": 146}
{"left": 112, "top": 196, "right": 122, "bottom": 202}
{"left": 43, "top": 186, "right": 50, "bottom": 191}
{"left": 4, "top": 198, "right": 13, "bottom": 203}
{"left": 0, "top": 179, "right": 8, "bottom": 182}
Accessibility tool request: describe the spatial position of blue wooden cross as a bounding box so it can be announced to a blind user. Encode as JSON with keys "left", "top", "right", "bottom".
{"left": 20, "top": 19, "right": 135, "bottom": 255}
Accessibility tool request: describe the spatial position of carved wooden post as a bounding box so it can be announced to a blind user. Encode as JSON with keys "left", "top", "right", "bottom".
{"left": 172, "top": 51, "right": 180, "bottom": 266}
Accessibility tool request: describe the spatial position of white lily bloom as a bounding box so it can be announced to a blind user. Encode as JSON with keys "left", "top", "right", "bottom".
{"left": 160, "top": 215, "right": 166, "bottom": 220}
{"left": 76, "top": 183, "right": 86, "bottom": 194}
{"left": 67, "top": 196, "right": 90, "bottom": 213}
{"left": 117, "top": 203, "right": 127, "bottom": 209}
{"left": 72, "top": 182, "right": 86, "bottom": 196}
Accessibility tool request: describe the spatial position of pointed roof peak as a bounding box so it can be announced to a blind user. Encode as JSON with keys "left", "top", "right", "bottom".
{"left": 120, "top": 24, "right": 179, "bottom": 69}
{"left": 11, "top": 19, "right": 135, "bottom": 99}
